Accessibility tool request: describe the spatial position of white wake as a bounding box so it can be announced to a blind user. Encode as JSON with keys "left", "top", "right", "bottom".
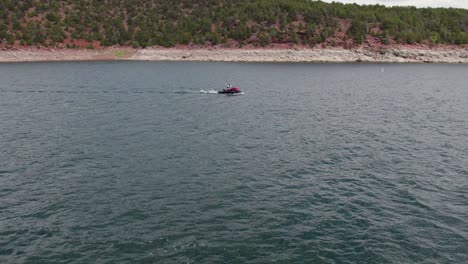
{"left": 200, "top": 89, "right": 219, "bottom": 94}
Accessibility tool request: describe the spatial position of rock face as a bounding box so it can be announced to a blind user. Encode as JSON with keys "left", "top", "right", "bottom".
{"left": 132, "top": 48, "right": 468, "bottom": 63}
{"left": 353, "top": 49, "right": 468, "bottom": 63}
{"left": 0, "top": 47, "right": 467, "bottom": 63}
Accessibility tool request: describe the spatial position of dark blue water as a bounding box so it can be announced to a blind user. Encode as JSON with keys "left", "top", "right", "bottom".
{"left": 0, "top": 62, "right": 467, "bottom": 263}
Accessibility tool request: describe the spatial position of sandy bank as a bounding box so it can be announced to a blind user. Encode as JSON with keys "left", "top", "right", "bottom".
{"left": 0, "top": 48, "right": 129, "bottom": 62}
{"left": 0, "top": 47, "right": 467, "bottom": 63}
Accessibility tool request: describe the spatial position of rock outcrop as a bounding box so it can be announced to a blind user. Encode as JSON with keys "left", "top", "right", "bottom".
{"left": 0, "top": 47, "right": 467, "bottom": 63}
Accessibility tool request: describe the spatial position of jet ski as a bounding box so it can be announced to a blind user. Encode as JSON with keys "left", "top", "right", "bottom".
{"left": 218, "top": 87, "right": 243, "bottom": 94}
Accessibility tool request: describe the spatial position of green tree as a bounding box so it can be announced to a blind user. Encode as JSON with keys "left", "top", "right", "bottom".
{"left": 46, "top": 12, "right": 60, "bottom": 23}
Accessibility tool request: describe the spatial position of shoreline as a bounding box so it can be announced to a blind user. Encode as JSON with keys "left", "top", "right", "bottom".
{"left": 0, "top": 47, "right": 467, "bottom": 63}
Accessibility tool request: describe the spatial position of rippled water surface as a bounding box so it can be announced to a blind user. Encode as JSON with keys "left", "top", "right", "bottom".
{"left": 1, "top": 62, "right": 467, "bottom": 263}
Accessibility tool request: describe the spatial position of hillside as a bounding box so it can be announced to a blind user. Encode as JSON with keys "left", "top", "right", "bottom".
{"left": 0, "top": 0, "right": 467, "bottom": 49}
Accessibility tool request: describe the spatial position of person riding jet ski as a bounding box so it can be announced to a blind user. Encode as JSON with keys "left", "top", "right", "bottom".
{"left": 219, "top": 84, "right": 241, "bottom": 94}
{"left": 224, "top": 83, "right": 232, "bottom": 92}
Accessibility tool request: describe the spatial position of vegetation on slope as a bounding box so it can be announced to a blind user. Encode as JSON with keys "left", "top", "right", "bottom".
{"left": 0, "top": 0, "right": 467, "bottom": 49}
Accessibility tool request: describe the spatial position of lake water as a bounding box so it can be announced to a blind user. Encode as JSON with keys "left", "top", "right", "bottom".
{"left": 0, "top": 61, "right": 467, "bottom": 263}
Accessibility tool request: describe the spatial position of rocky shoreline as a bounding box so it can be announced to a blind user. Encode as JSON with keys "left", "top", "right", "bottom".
{"left": 0, "top": 47, "right": 467, "bottom": 63}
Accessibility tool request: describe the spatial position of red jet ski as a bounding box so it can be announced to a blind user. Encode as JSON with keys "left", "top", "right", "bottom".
{"left": 218, "top": 86, "right": 243, "bottom": 94}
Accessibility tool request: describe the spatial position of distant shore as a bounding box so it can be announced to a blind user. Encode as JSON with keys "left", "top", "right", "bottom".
{"left": 0, "top": 47, "right": 467, "bottom": 63}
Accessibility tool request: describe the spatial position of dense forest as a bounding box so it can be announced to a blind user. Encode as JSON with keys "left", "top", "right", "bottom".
{"left": 0, "top": 0, "right": 467, "bottom": 49}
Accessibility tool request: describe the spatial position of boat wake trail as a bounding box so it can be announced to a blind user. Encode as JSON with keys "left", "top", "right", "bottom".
{"left": 199, "top": 89, "right": 219, "bottom": 94}
{"left": 172, "top": 90, "right": 203, "bottom": 94}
